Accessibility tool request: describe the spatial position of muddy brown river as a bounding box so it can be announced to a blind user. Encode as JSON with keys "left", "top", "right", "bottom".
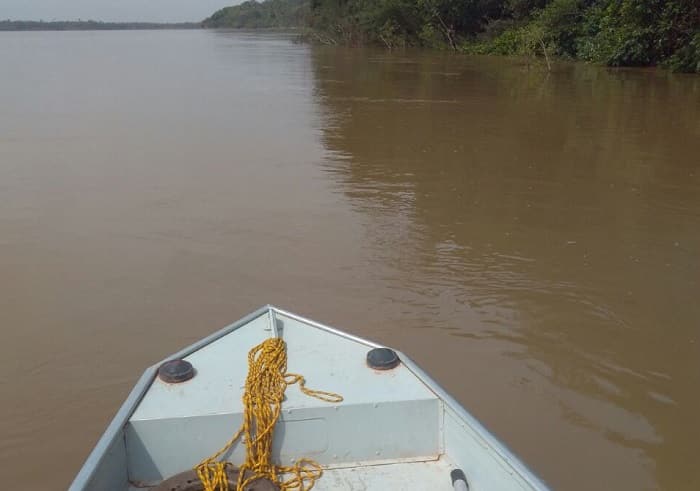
{"left": 1, "top": 30, "right": 698, "bottom": 490}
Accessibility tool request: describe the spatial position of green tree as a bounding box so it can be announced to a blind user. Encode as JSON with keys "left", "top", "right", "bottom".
{"left": 202, "top": 0, "right": 700, "bottom": 72}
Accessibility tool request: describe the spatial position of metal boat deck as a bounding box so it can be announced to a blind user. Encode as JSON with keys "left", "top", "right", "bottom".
{"left": 73, "top": 306, "right": 549, "bottom": 491}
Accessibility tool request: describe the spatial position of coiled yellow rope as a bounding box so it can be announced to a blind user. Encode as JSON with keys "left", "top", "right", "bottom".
{"left": 195, "top": 337, "right": 343, "bottom": 491}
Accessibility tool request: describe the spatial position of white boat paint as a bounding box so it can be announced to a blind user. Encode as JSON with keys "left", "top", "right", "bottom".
{"left": 70, "top": 305, "right": 550, "bottom": 491}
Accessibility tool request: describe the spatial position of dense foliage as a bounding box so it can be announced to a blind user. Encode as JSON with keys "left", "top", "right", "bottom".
{"left": 306, "top": 0, "right": 699, "bottom": 72}
{"left": 202, "top": 0, "right": 308, "bottom": 28}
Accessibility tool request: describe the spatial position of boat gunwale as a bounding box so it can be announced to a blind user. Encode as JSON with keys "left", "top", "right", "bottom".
{"left": 275, "top": 306, "right": 548, "bottom": 490}
{"left": 69, "top": 305, "right": 549, "bottom": 491}
{"left": 69, "top": 305, "right": 271, "bottom": 490}
{"left": 395, "top": 349, "right": 550, "bottom": 490}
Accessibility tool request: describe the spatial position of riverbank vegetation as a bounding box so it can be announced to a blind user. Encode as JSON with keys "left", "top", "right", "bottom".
{"left": 202, "top": 0, "right": 308, "bottom": 28}
{"left": 308, "top": 0, "right": 699, "bottom": 72}
{"left": 204, "top": 0, "right": 699, "bottom": 73}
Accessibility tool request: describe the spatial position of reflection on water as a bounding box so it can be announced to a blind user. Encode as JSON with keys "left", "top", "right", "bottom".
{"left": 0, "top": 31, "right": 699, "bottom": 490}
{"left": 311, "top": 47, "right": 700, "bottom": 490}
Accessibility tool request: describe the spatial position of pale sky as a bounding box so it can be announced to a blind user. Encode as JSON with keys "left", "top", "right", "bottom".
{"left": 0, "top": 0, "right": 241, "bottom": 23}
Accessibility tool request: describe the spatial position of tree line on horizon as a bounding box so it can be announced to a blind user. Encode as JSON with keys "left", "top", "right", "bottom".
{"left": 202, "top": 0, "right": 308, "bottom": 29}
{"left": 0, "top": 20, "right": 200, "bottom": 31}
{"left": 203, "top": 0, "right": 699, "bottom": 72}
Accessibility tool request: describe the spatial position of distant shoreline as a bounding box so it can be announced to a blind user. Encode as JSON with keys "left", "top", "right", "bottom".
{"left": 0, "top": 20, "right": 202, "bottom": 31}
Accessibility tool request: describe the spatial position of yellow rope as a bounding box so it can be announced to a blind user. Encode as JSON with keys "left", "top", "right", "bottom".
{"left": 195, "top": 337, "right": 343, "bottom": 491}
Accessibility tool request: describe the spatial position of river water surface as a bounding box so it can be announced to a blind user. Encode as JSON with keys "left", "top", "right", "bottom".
{"left": 1, "top": 30, "right": 699, "bottom": 490}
